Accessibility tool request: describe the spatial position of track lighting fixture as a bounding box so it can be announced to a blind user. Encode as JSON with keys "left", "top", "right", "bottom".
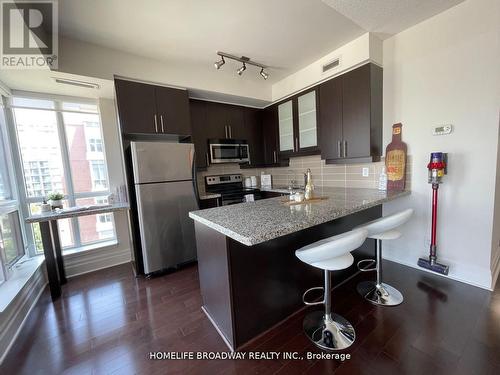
{"left": 214, "top": 51, "right": 269, "bottom": 79}
{"left": 214, "top": 56, "right": 225, "bottom": 70}
{"left": 237, "top": 63, "right": 246, "bottom": 76}
{"left": 260, "top": 68, "right": 269, "bottom": 80}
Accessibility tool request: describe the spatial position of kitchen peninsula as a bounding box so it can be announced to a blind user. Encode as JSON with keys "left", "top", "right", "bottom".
{"left": 189, "top": 187, "right": 409, "bottom": 351}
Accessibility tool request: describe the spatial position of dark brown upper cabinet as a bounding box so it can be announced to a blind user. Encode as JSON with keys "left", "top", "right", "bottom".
{"left": 114, "top": 79, "right": 157, "bottom": 135}
{"left": 242, "top": 108, "right": 264, "bottom": 166}
{"left": 155, "top": 85, "right": 191, "bottom": 135}
{"left": 115, "top": 78, "right": 191, "bottom": 136}
{"left": 189, "top": 100, "right": 210, "bottom": 169}
{"left": 190, "top": 100, "right": 265, "bottom": 169}
{"left": 319, "top": 63, "right": 382, "bottom": 164}
{"left": 277, "top": 88, "right": 319, "bottom": 157}
{"left": 262, "top": 105, "right": 279, "bottom": 165}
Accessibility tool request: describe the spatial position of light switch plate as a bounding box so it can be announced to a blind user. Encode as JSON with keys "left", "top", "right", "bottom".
{"left": 362, "top": 167, "right": 369, "bottom": 177}
{"left": 433, "top": 124, "right": 453, "bottom": 136}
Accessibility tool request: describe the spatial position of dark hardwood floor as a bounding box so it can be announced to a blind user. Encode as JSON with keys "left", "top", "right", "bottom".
{"left": 2, "top": 260, "right": 499, "bottom": 375}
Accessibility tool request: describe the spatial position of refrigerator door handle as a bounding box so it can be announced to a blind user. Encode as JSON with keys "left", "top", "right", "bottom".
{"left": 191, "top": 149, "right": 201, "bottom": 208}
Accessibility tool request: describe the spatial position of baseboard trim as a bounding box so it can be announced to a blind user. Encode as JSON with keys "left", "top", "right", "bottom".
{"left": 383, "top": 254, "right": 492, "bottom": 291}
{"left": 491, "top": 250, "right": 500, "bottom": 289}
{"left": 0, "top": 267, "right": 47, "bottom": 364}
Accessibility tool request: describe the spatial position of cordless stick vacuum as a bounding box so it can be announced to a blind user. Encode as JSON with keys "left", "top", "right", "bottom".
{"left": 418, "top": 152, "right": 450, "bottom": 275}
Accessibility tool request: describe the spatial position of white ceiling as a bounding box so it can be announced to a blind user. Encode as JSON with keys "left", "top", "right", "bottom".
{"left": 59, "top": 0, "right": 366, "bottom": 83}
{"left": 322, "top": 0, "right": 465, "bottom": 39}
{"left": 1, "top": 0, "right": 468, "bottom": 103}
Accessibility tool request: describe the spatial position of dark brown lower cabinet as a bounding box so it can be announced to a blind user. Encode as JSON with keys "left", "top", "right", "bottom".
{"left": 199, "top": 197, "right": 221, "bottom": 209}
{"left": 260, "top": 191, "right": 286, "bottom": 199}
{"left": 194, "top": 205, "right": 381, "bottom": 350}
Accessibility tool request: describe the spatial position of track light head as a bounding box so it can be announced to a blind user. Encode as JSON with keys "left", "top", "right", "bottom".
{"left": 260, "top": 68, "right": 269, "bottom": 80}
{"left": 214, "top": 56, "right": 225, "bottom": 70}
{"left": 237, "top": 62, "right": 246, "bottom": 76}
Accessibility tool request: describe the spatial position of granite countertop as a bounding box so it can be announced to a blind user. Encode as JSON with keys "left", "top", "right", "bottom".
{"left": 26, "top": 203, "right": 130, "bottom": 223}
{"left": 189, "top": 187, "right": 410, "bottom": 246}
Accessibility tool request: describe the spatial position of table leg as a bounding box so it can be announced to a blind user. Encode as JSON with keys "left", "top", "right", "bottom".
{"left": 40, "top": 221, "right": 61, "bottom": 300}
{"left": 50, "top": 220, "right": 67, "bottom": 284}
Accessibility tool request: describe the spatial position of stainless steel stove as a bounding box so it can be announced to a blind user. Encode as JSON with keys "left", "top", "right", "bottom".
{"left": 205, "top": 174, "right": 261, "bottom": 206}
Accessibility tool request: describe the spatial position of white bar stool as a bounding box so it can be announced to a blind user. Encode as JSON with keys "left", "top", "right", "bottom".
{"left": 356, "top": 209, "right": 414, "bottom": 306}
{"left": 295, "top": 228, "right": 368, "bottom": 351}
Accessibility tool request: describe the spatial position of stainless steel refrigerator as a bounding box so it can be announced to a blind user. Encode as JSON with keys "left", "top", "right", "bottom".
{"left": 130, "top": 141, "right": 199, "bottom": 275}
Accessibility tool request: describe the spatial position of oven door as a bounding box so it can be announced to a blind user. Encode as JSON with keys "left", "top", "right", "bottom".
{"left": 210, "top": 144, "right": 241, "bottom": 163}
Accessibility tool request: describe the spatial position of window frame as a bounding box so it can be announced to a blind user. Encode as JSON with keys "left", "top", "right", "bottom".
{"left": 7, "top": 92, "right": 116, "bottom": 255}
{"left": 0, "top": 96, "right": 27, "bottom": 281}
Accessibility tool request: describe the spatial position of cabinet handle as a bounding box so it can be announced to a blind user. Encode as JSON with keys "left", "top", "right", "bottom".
{"left": 337, "top": 141, "right": 342, "bottom": 158}
{"left": 273, "top": 150, "right": 277, "bottom": 163}
{"left": 229, "top": 125, "right": 232, "bottom": 138}
{"left": 343, "top": 140, "right": 347, "bottom": 158}
{"left": 295, "top": 137, "right": 299, "bottom": 152}
{"left": 224, "top": 125, "right": 228, "bottom": 138}
{"left": 154, "top": 114, "right": 158, "bottom": 133}
{"left": 160, "top": 114, "right": 165, "bottom": 133}
{"left": 206, "top": 152, "right": 210, "bottom": 166}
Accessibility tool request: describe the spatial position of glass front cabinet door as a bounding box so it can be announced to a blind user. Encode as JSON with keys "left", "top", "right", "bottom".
{"left": 278, "top": 100, "right": 294, "bottom": 152}
{"left": 297, "top": 90, "right": 318, "bottom": 149}
{"left": 277, "top": 90, "right": 318, "bottom": 156}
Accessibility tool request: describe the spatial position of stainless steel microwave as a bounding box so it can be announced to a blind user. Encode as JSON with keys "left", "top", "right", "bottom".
{"left": 209, "top": 139, "right": 250, "bottom": 164}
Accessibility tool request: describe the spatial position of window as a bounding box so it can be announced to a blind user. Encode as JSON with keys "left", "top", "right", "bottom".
{"left": 10, "top": 95, "right": 116, "bottom": 253}
{"left": 90, "top": 160, "right": 107, "bottom": 190}
{"left": 88, "top": 138, "right": 103, "bottom": 152}
{"left": 0, "top": 99, "right": 25, "bottom": 283}
{"left": 0, "top": 125, "right": 11, "bottom": 201}
{"left": 0, "top": 211, "right": 24, "bottom": 266}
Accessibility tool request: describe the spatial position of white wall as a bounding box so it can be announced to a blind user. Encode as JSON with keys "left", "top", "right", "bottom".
{"left": 382, "top": 0, "right": 500, "bottom": 289}
{"left": 271, "top": 33, "right": 382, "bottom": 101}
{"left": 58, "top": 37, "right": 272, "bottom": 102}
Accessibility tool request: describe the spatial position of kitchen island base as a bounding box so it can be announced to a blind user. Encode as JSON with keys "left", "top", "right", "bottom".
{"left": 194, "top": 205, "right": 381, "bottom": 351}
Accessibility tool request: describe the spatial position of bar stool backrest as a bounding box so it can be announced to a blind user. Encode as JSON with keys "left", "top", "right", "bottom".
{"left": 358, "top": 209, "right": 414, "bottom": 237}
{"left": 295, "top": 229, "right": 368, "bottom": 266}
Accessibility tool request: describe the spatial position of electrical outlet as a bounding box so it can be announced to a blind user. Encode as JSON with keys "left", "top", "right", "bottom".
{"left": 362, "top": 167, "right": 369, "bottom": 177}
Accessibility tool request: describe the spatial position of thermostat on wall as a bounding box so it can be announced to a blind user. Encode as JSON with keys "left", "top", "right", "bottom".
{"left": 433, "top": 124, "right": 453, "bottom": 136}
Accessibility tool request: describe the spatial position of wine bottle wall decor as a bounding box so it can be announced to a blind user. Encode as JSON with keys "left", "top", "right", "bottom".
{"left": 385, "top": 123, "right": 407, "bottom": 191}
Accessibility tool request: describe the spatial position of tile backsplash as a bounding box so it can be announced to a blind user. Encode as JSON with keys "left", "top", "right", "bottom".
{"left": 197, "top": 155, "right": 412, "bottom": 193}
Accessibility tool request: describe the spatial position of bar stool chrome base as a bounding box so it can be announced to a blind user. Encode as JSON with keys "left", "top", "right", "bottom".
{"left": 357, "top": 281, "right": 403, "bottom": 306}
{"left": 303, "top": 310, "right": 355, "bottom": 351}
